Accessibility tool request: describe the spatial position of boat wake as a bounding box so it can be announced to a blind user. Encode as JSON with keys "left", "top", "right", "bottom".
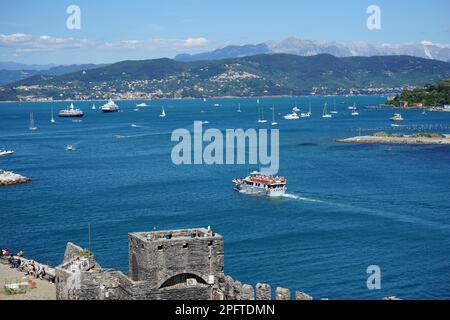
{"left": 282, "top": 193, "right": 323, "bottom": 203}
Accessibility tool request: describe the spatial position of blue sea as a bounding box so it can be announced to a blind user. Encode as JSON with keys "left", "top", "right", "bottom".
{"left": 1, "top": 96, "right": 450, "bottom": 300}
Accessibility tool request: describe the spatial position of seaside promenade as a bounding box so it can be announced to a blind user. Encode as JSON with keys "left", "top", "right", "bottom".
{"left": 0, "top": 261, "right": 55, "bottom": 300}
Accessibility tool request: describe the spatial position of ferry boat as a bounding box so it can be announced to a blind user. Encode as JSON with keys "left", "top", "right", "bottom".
{"left": 59, "top": 103, "right": 84, "bottom": 117}
{"left": 101, "top": 99, "right": 120, "bottom": 113}
{"left": 390, "top": 113, "right": 404, "bottom": 121}
{"left": 233, "top": 171, "right": 287, "bottom": 197}
{"left": 0, "top": 149, "right": 14, "bottom": 156}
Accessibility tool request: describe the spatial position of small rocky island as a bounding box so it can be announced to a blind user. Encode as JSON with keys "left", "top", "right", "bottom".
{"left": 337, "top": 132, "right": 450, "bottom": 145}
{"left": 0, "top": 170, "right": 30, "bottom": 186}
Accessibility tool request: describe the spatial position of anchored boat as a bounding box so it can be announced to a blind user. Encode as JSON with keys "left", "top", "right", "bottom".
{"left": 59, "top": 103, "right": 84, "bottom": 117}
{"left": 233, "top": 171, "right": 287, "bottom": 197}
{"left": 390, "top": 113, "right": 404, "bottom": 121}
{"left": 101, "top": 99, "right": 120, "bottom": 113}
{"left": 0, "top": 149, "right": 14, "bottom": 156}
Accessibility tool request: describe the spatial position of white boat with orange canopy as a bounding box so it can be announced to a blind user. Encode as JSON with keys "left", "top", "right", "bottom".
{"left": 233, "top": 171, "right": 287, "bottom": 197}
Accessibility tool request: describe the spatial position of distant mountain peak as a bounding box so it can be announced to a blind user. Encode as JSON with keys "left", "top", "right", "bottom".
{"left": 174, "top": 37, "right": 450, "bottom": 62}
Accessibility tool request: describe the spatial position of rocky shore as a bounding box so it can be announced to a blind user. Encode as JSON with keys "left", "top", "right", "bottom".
{"left": 0, "top": 170, "right": 30, "bottom": 186}
{"left": 336, "top": 134, "right": 450, "bottom": 145}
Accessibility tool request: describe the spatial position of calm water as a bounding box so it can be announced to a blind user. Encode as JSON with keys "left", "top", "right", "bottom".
{"left": 1, "top": 96, "right": 450, "bottom": 300}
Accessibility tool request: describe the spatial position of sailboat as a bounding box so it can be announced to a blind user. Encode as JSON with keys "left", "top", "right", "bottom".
{"left": 29, "top": 112, "right": 37, "bottom": 131}
{"left": 237, "top": 103, "right": 242, "bottom": 113}
{"left": 271, "top": 106, "right": 278, "bottom": 126}
{"left": 331, "top": 99, "right": 338, "bottom": 114}
{"left": 258, "top": 106, "right": 267, "bottom": 123}
{"left": 300, "top": 102, "right": 312, "bottom": 118}
{"left": 351, "top": 103, "right": 359, "bottom": 116}
{"left": 160, "top": 107, "right": 166, "bottom": 118}
{"left": 92, "top": 103, "right": 96, "bottom": 110}
{"left": 50, "top": 105, "right": 56, "bottom": 123}
{"left": 422, "top": 107, "right": 427, "bottom": 115}
{"left": 322, "top": 102, "right": 332, "bottom": 118}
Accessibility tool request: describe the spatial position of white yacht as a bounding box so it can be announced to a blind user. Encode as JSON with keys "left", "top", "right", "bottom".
{"left": 390, "top": 113, "right": 404, "bottom": 121}
{"left": 233, "top": 171, "right": 287, "bottom": 197}
{"left": 284, "top": 111, "right": 300, "bottom": 120}
{"left": 59, "top": 103, "right": 84, "bottom": 117}
{"left": 322, "top": 102, "right": 332, "bottom": 118}
{"left": 101, "top": 99, "right": 119, "bottom": 113}
{"left": 160, "top": 107, "right": 166, "bottom": 118}
{"left": 29, "top": 112, "right": 37, "bottom": 131}
{"left": 66, "top": 144, "right": 74, "bottom": 152}
{"left": 136, "top": 102, "right": 148, "bottom": 107}
{"left": 0, "top": 149, "right": 14, "bottom": 156}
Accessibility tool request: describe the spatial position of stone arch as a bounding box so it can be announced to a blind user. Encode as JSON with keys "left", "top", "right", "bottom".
{"left": 159, "top": 273, "right": 207, "bottom": 289}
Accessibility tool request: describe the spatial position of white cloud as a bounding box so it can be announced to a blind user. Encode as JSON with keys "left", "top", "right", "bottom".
{"left": 0, "top": 33, "right": 33, "bottom": 43}
{"left": 0, "top": 33, "right": 209, "bottom": 53}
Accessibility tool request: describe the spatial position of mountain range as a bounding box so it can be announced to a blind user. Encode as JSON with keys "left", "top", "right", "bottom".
{"left": 175, "top": 37, "right": 450, "bottom": 62}
{"left": 1, "top": 53, "right": 449, "bottom": 101}
{"left": 0, "top": 64, "right": 108, "bottom": 86}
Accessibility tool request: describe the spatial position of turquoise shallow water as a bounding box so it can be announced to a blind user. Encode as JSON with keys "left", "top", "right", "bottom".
{"left": 1, "top": 96, "right": 450, "bottom": 299}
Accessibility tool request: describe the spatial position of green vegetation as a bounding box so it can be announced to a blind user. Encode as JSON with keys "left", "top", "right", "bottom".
{"left": 411, "top": 133, "right": 445, "bottom": 138}
{"left": 1, "top": 54, "right": 449, "bottom": 101}
{"left": 372, "top": 132, "right": 446, "bottom": 139}
{"left": 79, "top": 249, "right": 93, "bottom": 257}
{"left": 372, "top": 132, "right": 405, "bottom": 138}
{"left": 387, "top": 79, "right": 450, "bottom": 107}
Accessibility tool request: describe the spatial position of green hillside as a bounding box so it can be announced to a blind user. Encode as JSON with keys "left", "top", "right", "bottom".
{"left": 387, "top": 79, "right": 450, "bottom": 107}
{"left": 1, "top": 54, "right": 449, "bottom": 101}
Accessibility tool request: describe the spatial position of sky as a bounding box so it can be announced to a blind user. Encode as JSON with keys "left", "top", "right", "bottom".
{"left": 0, "top": 0, "right": 449, "bottom": 64}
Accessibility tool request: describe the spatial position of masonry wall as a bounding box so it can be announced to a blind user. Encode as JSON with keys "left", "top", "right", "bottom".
{"left": 128, "top": 230, "right": 224, "bottom": 289}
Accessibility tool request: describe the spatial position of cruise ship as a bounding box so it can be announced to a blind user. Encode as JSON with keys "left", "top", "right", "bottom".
{"left": 58, "top": 103, "right": 84, "bottom": 117}
{"left": 101, "top": 99, "right": 120, "bottom": 113}
{"left": 233, "top": 171, "right": 287, "bottom": 197}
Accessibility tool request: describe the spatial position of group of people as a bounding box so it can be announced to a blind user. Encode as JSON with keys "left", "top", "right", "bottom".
{"left": 1, "top": 248, "right": 46, "bottom": 280}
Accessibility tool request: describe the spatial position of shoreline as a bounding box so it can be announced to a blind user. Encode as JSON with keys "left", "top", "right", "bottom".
{"left": 0, "top": 93, "right": 389, "bottom": 104}
{"left": 336, "top": 134, "right": 450, "bottom": 145}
